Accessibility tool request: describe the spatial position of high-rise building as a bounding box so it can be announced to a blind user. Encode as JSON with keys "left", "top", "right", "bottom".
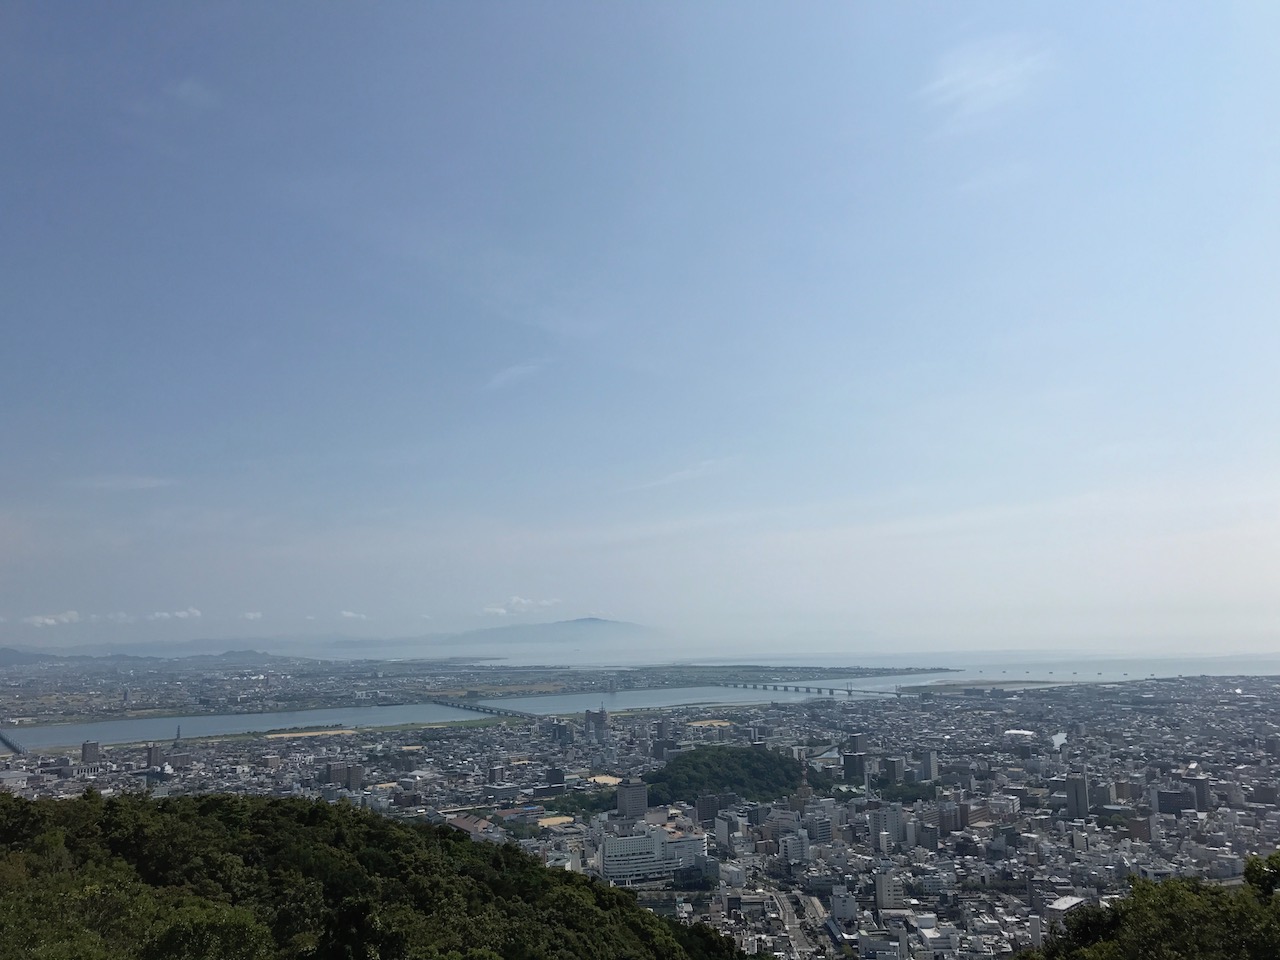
{"left": 585, "top": 707, "right": 609, "bottom": 743}
{"left": 596, "top": 823, "right": 706, "bottom": 883}
{"left": 842, "top": 752, "right": 867, "bottom": 782}
{"left": 1185, "top": 775, "right": 1212, "bottom": 812}
{"left": 346, "top": 764, "right": 364, "bottom": 792}
{"left": 874, "top": 872, "right": 905, "bottom": 909}
{"left": 146, "top": 743, "right": 163, "bottom": 768}
{"left": 81, "top": 741, "right": 100, "bottom": 764}
{"left": 919, "top": 749, "right": 939, "bottom": 781}
{"left": 1066, "top": 774, "right": 1090, "bottom": 820}
{"left": 617, "top": 777, "right": 649, "bottom": 819}
{"left": 884, "top": 757, "right": 906, "bottom": 782}
{"left": 869, "top": 803, "right": 905, "bottom": 846}
{"left": 848, "top": 733, "right": 868, "bottom": 753}
{"left": 696, "top": 794, "right": 727, "bottom": 824}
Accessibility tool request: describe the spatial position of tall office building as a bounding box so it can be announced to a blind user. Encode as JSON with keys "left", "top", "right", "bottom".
{"left": 919, "top": 749, "right": 939, "bottom": 781}
{"left": 1185, "top": 775, "right": 1212, "bottom": 812}
{"left": 869, "top": 803, "right": 905, "bottom": 846}
{"left": 346, "top": 764, "right": 364, "bottom": 792}
{"left": 81, "top": 741, "right": 100, "bottom": 764}
{"left": 1066, "top": 774, "right": 1090, "bottom": 820}
{"left": 617, "top": 777, "right": 649, "bottom": 819}
{"left": 874, "top": 872, "right": 905, "bottom": 909}
{"left": 146, "top": 743, "right": 163, "bottom": 768}
{"left": 884, "top": 756, "right": 906, "bottom": 782}
{"left": 585, "top": 707, "right": 609, "bottom": 743}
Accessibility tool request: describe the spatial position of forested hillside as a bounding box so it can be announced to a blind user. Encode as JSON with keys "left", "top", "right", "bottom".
{"left": 644, "top": 746, "right": 833, "bottom": 805}
{"left": 1022, "top": 854, "right": 1280, "bottom": 959}
{"left": 0, "top": 791, "right": 743, "bottom": 960}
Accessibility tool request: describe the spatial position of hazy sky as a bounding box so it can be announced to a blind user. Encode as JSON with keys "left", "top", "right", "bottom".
{"left": 3, "top": 3, "right": 1278, "bottom": 655}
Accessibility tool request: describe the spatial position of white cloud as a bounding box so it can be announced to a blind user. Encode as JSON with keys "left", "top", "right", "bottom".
{"left": 68, "top": 475, "right": 175, "bottom": 491}
{"left": 340, "top": 610, "right": 368, "bottom": 620}
{"left": 484, "top": 596, "right": 561, "bottom": 616}
{"left": 166, "top": 78, "right": 220, "bottom": 111}
{"left": 922, "top": 36, "right": 1051, "bottom": 130}
{"left": 241, "top": 611, "right": 263, "bottom": 621}
{"left": 483, "top": 360, "right": 546, "bottom": 391}
{"left": 420, "top": 613, "right": 433, "bottom": 620}
{"left": 22, "top": 610, "right": 80, "bottom": 627}
{"left": 626, "top": 458, "right": 727, "bottom": 492}
{"left": 147, "top": 607, "right": 200, "bottom": 621}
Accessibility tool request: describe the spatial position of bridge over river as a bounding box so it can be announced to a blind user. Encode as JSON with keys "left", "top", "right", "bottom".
{"left": 423, "top": 699, "right": 540, "bottom": 720}
{"left": 714, "top": 682, "right": 907, "bottom": 698}
{"left": 0, "top": 731, "right": 27, "bottom": 755}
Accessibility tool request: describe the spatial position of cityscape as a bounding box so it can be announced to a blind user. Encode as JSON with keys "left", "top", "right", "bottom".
{"left": 5, "top": 3, "right": 1278, "bottom": 957}
{"left": 3, "top": 655, "right": 1278, "bottom": 958}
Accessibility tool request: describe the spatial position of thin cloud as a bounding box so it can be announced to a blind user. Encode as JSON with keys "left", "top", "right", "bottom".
{"left": 483, "top": 360, "right": 546, "bottom": 391}
{"left": 484, "top": 596, "right": 561, "bottom": 616}
{"left": 922, "top": 36, "right": 1052, "bottom": 130}
{"left": 626, "top": 458, "right": 727, "bottom": 492}
{"left": 241, "top": 611, "right": 263, "bottom": 621}
{"left": 166, "top": 78, "right": 220, "bottom": 111}
{"left": 22, "top": 610, "right": 80, "bottom": 627}
{"left": 68, "top": 475, "right": 175, "bottom": 492}
{"left": 340, "top": 610, "right": 368, "bottom": 620}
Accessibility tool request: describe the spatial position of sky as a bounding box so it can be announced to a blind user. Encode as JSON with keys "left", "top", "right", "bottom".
{"left": 2, "top": 3, "right": 1279, "bottom": 657}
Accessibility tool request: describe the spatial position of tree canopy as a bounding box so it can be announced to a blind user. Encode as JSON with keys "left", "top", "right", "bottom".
{"left": 1022, "top": 855, "right": 1280, "bottom": 960}
{"left": 644, "top": 746, "right": 832, "bottom": 806}
{"left": 0, "top": 790, "right": 743, "bottom": 960}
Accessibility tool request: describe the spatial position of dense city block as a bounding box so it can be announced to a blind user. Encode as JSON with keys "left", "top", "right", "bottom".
{"left": 4, "top": 670, "right": 1280, "bottom": 958}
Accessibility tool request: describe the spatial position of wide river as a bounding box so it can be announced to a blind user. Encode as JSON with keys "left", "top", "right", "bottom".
{"left": 12, "top": 653, "right": 1280, "bottom": 750}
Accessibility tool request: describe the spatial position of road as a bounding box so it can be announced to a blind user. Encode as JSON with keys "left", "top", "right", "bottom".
{"left": 773, "top": 892, "right": 816, "bottom": 957}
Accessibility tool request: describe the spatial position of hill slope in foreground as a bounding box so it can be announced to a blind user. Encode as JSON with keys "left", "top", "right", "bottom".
{"left": 1023, "top": 856, "right": 1280, "bottom": 960}
{"left": 0, "top": 792, "right": 742, "bottom": 960}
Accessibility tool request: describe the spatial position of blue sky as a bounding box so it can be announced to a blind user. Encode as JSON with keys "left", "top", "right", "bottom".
{"left": 3, "top": 3, "right": 1278, "bottom": 655}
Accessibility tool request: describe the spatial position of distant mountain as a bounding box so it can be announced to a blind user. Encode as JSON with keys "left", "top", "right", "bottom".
{"left": 0, "top": 619, "right": 663, "bottom": 665}
{"left": 0, "top": 647, "right": 66, "bottom": 667}
{"left": 323, "top": 618, "right": 660, "bottom": 661}
{"left": 0, "top": 643, "right": 304, "bottom": 666}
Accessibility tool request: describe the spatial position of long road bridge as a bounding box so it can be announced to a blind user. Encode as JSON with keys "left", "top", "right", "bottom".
{"left": 0, "top": 731, "right": 27, "bottom": 755}
{"left": 715, "top": 682, "right": 907, "bottom": 698}
{"left": 425, "top": 698, "right": 540, "bottom": 720}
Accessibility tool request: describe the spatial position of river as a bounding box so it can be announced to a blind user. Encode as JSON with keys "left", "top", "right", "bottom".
{"left": 10, "top": 653, "right": 1280, "bottom": 750}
